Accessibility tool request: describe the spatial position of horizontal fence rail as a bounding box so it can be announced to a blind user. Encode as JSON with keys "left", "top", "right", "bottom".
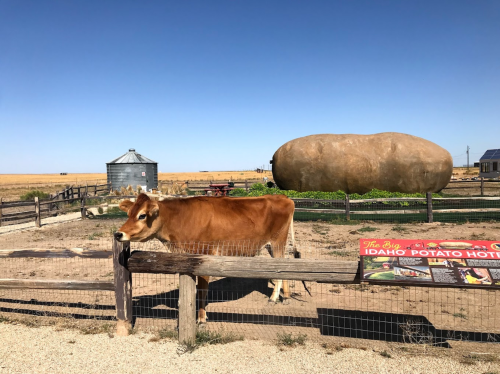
{"left": 2, "top": 240, "right": 500, "bottom": 346}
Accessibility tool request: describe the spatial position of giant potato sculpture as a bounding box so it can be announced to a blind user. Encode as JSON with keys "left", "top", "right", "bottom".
{"left": 271, "top": 132, "right": 453, "bottom": 194}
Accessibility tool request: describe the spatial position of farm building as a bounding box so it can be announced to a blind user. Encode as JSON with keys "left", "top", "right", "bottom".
{"left": 479, "top": 149, "right": 500, "bottom": 179}
{"left": 106, "top": 148, "right": 158, "bottom": 192}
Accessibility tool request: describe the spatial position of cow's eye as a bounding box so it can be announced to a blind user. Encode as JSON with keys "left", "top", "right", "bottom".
{"left": 138, "top": 214, "right": 147, "bottom": 220}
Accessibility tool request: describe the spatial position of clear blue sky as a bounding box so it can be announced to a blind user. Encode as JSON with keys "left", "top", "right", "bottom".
{"left": 1, "top": 1, "right": 499, "bottom": 173}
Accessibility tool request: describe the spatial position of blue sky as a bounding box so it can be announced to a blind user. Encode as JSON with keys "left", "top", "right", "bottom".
{"left": 1, "top": 1, "right": 499, "bottom": 173}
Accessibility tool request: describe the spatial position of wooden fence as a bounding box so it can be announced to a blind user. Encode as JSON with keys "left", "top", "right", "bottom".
{"left": 443, "top": 178, "right": 500, "bottom": 195}
{"left": 2, "top": 240, "right": 499, "bottom": 344}
{"left": 0, "top": 183, "right": 111, "bottom": 227}
{"left": 293, "top": 194, "right": 500, "bottom": 223}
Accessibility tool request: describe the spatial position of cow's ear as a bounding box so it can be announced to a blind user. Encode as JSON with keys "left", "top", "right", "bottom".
{"left": 119, "top": 200, "right": 134, "bottom": 213}
{"left": 149, "top": 201, "right": 159, "bottom": 217}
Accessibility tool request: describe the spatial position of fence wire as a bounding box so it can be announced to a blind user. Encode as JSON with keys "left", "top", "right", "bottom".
{"left": 129, "top": 239, "right": 500, "bottom": 345}
{"left": 1, "top": 236, "right": 499, "bottom": 345}
{"left": 293, "top": 197, "right": 500, "bottom": 223}
{"left": 0, "top": 238, "right": 115, "bottom": 323}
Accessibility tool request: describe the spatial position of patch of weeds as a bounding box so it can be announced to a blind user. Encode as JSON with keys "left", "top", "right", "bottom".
{"left": 87, "top": 232, "right": 104, "bottom": 240}
{"left": 80, "top": 322, "right": 114, "bottom": 336}
{"left": 460, "top": 353, "right": 498, "bottom": 365}
{"left": 470, "top": 233, "right": 493, "bottom": 241}
{"left": 276, "top": 332, "right": 307, "bottom": 347}
{"left": 158, "top": 328, "right": 178, "bottom": 340}
{"left": 453, "top": 312, "right": 468, "bottom": 320}
{"left": 327, "top": 250, "right": 351, "bottom": 257}
{"left": 328, "top": 218, "right": 361, "bottom": 226}
{"left": 380, "top": 350, "right": 392, "bottom": 358}
{"left": 195, "top": 329, "right": 243, "bottom": 346}
{"left": 345, "top": 284, "right": 370, "bottom": 292}
{"left": 358, "top": 226, "right": 378, "bottom": 232}
{"left": 329, "top": 288, "right": 341, "bottom": 294}
{"left": 392, "top": 225, "right": 408, "bottom": 232}
{"left": 0, "top": 315, "right": 11, "bottom": 323}
{"left": 312, "top": 224, "right": 329, "bottom": 236}
{"left": 68, "top": 340, "right": 76, "bottom": 344}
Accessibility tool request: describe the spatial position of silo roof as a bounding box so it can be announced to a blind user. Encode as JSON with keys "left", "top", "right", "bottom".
{"left": 107, "top": 149, "right": 157, "bottom": 164}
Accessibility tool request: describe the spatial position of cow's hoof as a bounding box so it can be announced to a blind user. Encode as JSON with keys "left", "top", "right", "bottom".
{"left": 268, "top": 299, "right": 278, "bottom": 305}
{"left": 197, "top": 321, "right": 207, "bottom": 328}
{"left": 282, "top": 298, "right": 291, "bottom": 305}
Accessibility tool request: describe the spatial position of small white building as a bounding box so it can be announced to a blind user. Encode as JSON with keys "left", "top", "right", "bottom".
{"left": 479, "top": 149, "right": 500, "bottom": 179}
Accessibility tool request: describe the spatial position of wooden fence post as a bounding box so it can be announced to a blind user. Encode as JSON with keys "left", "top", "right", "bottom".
{"left": 426, "top": 192, "right": 433, "bottom": 223}
{"left": 481, "top": 177, "right": 484, "bottom": 196}
{"left": 345, "top": 194, "right": 350, "bottom": 221}
{"left": 81, "top": 196, "right": 87, "bottom": 219}
{"left": 113, "top": 239, "right": 133, "bottom": 336}
{"left": 0, "top": 198, "right": 2, "bottom": 227}
{"left": 94, "top": 183, "right": 97, "bottom": 196}
{"left": 245, "top": 180, "right": 248, "bottom": 192}
{"left": 178, "top": 273, "right": 197, "bottom": 345}
{"left": 34, "top": 197, "right": 41, "bottom": 228}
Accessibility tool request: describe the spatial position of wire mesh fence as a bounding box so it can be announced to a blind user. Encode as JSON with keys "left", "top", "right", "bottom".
{"left": 1, "top": 237, "right": 499, "bottom": 345}
{"left": 0, "top": 238, "right": 115, "bottom": 323}
{"left": 128, "top": 239, "right": 500, "bottom": 345}
{"left": 293, "top": 197, "right": 500, "bottom": 223}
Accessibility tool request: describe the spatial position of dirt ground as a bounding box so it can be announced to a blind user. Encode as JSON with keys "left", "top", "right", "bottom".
{"left": 1, "top": 214, "right": 500, "bottom": 355}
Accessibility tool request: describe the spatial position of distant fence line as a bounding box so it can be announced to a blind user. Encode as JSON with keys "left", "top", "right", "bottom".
{"left": 0, "top": 183, "right": 111, "bottom": 227}
{"left": 0, "top": 179, "right": 108, "bottom": 188}
{"left": 2, "top": 187, "right": 500, "bottom": 227}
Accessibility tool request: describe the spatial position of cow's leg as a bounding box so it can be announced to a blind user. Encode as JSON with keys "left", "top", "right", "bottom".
{"left": 270, "top": 279, "right": 282, "bottom": 302}
{"left": 197, "top": 276, "right": 210, "bottom": 324}
{"left": 269, "top": 241, "right": 291, "bottom": 303}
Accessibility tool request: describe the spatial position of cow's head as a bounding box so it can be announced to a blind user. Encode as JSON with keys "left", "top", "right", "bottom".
{"left": 114, "top": 193, "right": 161, "bottom": 242}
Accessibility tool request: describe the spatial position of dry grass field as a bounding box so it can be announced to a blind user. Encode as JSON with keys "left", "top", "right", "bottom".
{"left": 0, "top": 170, "right": 272, "bottom": 200}
{"left": 0, "top": 170, "right": 271, "bottom": 186}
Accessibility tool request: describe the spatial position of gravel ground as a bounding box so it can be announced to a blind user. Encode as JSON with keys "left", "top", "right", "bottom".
{"left": 0, "top": 324, "right": 498, "bottom": 374}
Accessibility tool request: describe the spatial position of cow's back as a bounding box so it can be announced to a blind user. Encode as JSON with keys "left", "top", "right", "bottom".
{"left": 161, "top": 195, "right": 294, "bottom": 253}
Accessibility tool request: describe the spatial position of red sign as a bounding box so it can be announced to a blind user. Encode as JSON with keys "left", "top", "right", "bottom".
{"left": 361, "top": 239, "right": 500, "bottom": 288}
{"left": 360, "top": 239, "right": 500, "bottom": 260}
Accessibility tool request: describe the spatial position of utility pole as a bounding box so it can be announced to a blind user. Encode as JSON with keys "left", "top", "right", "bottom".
{"left": 467, "top": 145, "right": 470, "bottom": 171}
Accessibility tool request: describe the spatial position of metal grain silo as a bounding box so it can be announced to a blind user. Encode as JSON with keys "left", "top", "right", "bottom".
{"left": 107, "top": 149, "right": 158, "bottom": 192}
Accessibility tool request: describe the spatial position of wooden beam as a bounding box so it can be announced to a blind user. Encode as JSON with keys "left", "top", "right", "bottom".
{"left": 127, "top": 252, "right": 360, "bottom": 283}
{"left": 0, "top": 201, "right": 35, "bottom": 209}
{"left": 0, "top": 279, "right": 114, "bottom": 291}
{"left": 34, "top": 197, "right": 41, "bottom": 228}
{"left": 0, "top": 248, "right": 113, "bottom": 259}
{"left": 426, "top": 192, "right": 433, "bottom": 223}
{"left": 345, "top": 194, "right": 350, "bottom": 221}
{"left": 113, "top": 240, "right": 132, "bottom": 336}
{"left": 178, "top": 273, "right": 197, "bottom": 345}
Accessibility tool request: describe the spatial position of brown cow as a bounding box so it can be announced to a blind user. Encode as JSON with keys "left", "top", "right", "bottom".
{"left": 114, "top": 193, "right": 295, "bottom": 323}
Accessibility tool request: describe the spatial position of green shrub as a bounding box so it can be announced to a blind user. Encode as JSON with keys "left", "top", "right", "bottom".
{"left": 20, "top": 190, "right": 50, "bottom": 200}
{"left": 229, "top": 188, "right": 248, "bottom": 197}
{"left": 231, "top": 183, "right": 439, "bottom": 203}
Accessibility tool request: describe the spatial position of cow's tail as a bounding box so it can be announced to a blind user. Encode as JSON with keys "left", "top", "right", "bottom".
{"left": 289, "top": 218, "right": 311, "bottom": 297}
{"left": 289, "top": 217, "right": 300, "bottom": 259}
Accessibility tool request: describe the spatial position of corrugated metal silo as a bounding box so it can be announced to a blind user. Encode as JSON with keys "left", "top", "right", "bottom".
{"left": 107, "top": 149, "right": 158, "bottom": 192}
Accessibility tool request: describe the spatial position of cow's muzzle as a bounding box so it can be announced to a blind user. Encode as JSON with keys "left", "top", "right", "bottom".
{"left": 114, "top": 232, "right": 124, "bottom": 241}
